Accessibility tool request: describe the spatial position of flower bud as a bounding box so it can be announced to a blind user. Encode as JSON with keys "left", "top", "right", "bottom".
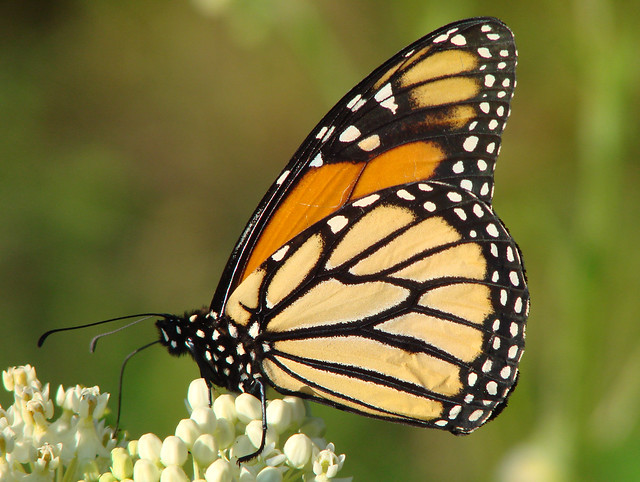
{"left": 191, "top": 407, "right": 217, "bottom": 434}
{"left": 111, "top": 447, "right": 133, "bottom": 480}
{"left": 266, "top": 399, "right": 291, "bottom": 434}
{"left": 138, "top": 433, "right": 163, "bottom": 462}
{"left": 235, "top": 394, "right": 261, "bottom": 424}
{"left": 175, "top": 418, "right": 201, "bottom": 448}
{"left": 283, "top": 433, "right": 312, "bottom": 469}
{"left": 256, "top": 466, "right": 283, "bottom": 482}
{"left": 134, "top": 458, "right": 161, "bottom": 482}
{"left": 160, "top": 435, "right": 188, "bottom": 467}
{"left": 204, "top": 458, "right": 233, "bottom": 482}
{"left": 187, "top": 379, "right": 211, "bottom": 410}
{"left": 212, "top": 394, "right": 236, "bottom": 422}
{"left": 160, "top": 464, "right": 189, "bottom": 482}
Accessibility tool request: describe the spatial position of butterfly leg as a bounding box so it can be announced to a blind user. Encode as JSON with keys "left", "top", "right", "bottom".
{"left": 237, "top": 379, "right": 267, "bottom": 464}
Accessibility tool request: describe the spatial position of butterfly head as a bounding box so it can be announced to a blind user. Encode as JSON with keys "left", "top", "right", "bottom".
{"left": 155, "top": 309, "right": 261, "bottom": 394}
{"left": 155, "top": 310, "right": 202, "bottom": 356}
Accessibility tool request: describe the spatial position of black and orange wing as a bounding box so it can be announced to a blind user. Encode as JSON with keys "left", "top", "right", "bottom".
{"left": 211, "top": 17, "right": 517, "bottom": 313}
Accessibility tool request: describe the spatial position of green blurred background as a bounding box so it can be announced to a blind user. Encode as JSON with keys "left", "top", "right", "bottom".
{"left": 2, "top": 1, "right": 639, "bottom": 480}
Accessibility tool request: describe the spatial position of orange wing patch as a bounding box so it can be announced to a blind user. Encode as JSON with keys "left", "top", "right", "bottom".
{"left": 241, "top": 141, "right": 446, "bottom": 282}
{"left": 241, "top": 162, "right": 362, "bottom": 280}
{"left": 351, "top": 141, "right": 444, "bottom": 198}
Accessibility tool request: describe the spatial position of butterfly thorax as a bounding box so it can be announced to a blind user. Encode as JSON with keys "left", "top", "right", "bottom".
{"left": 156, "top": 309, "right": 263, "bottom": 395}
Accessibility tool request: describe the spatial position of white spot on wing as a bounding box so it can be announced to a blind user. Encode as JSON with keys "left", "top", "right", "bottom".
{"left": 310, "top": 152, "right": 323, "bottom": 167}
{"left": 500, "top": 289, "right": 508, "bottom": 306}
{"left": 272, "top": 245, "right": 289, "bottom": 262}
{"left": 353, "top": 194, "right": 380, "bottom": 207}
{"left": 396, "top": 189, "right": 415, "bottom": 201}
{"left": 450, "top": 34, "right": 466, "bottom": 46}
{"left": 463, "top": 136, "right": 479, "bottom": 152}
{"left": 486, "top": 223, "right": 499, "bottom": 237}
{"left": 454, "top": 208, "right": 467, "bottom": 220}
{"left": 469, "top": 410, "right": 484, "bottom": 422}
{"left": 339, "top": 125, "right": 361, "bottom": 142}
{"left": 424, "top": 201, "right": 436, "bottom": 212}
{"left": 460, "top": 179, "right": 473, "bottom": 191}
{"left": 315, "top": 126, "right": 328, "bottom": 140}
{"left": 346, "top": 94, "right": 362, "bottom": 111}
{"left": 486, "top": 381, "right": 498, "bottom": 395}
{"left": 358, "top": 134, "right": 380, "bottom": 152}
{"left": 449, "top": 405, "right": 462, "bottom": 418}
{"left": 327, "top": 215, "right": 349, "bottom": 233}
{"left": 276, "top": 170, "right": 290, "bottom": 185}
{"left": 508, "top": 345, "right": 519, "bottom": 359}
{"left": 321, "top": 126, "right": 335, "bottom": 143}
{"left": 514, "top": 297, "right": 523, "bottom": 313}
{"left": 374, "top": 83, "right": 398, "bottom": 114}
{"left": 484, "top": 74, "right": 495, "bottom": 87}
{"left": 468, "top": 372, "right": 478, "bottom": 386}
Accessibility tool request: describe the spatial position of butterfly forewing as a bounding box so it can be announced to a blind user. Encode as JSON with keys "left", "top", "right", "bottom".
{"left": 211, "top": 17, "right": 517, "bottom": 310}
{"left": 223, "top": 180, "right": 528, "bottom": 433}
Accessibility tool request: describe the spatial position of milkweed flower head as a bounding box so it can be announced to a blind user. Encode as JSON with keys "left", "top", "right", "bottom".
{"left": 1, "top": 366, "right": 351, "bottom": 481}
{"left": 1, "top": 364, "right": 119, "bottom": 481}
{"left": 110, "top": 378, "right": 351, "bottom": 481}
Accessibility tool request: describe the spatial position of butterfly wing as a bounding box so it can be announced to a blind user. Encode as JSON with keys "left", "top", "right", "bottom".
{"left": 224, "top": 180, "right": 528, "bottom": 433}
{"left": 211, "top": 17, "right": 517, "bottom": 312}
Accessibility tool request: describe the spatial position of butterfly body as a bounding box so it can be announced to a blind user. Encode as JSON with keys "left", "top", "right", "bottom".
{"left": 156, "top": 17, "right": 528, "bottom": 457}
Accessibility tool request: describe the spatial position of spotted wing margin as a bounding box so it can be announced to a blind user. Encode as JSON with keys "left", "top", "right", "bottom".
{"left": 225, "top": 181, "right": 529, "bottom": 433}
{"left": 211, "top": 17, "right": 517, "bottom": 312}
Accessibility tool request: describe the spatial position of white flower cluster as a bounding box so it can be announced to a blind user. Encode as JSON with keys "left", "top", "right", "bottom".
{"left": 99, "top": 378, "right": 350, "bottom": 482}
{"left": 0, "top": 364, "right": 119, "bottom": 481}
{"left": 0, "top": 367, "right": 350, "bottom": 481}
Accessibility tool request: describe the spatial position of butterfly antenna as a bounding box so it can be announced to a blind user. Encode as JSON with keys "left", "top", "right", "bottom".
{"left": 90, "top": 316, "right": 156, "bottom": 353}
{"left": 115, "top": 340, "right": 160, "bottom": 433}
{"left": 37, "top": 313, "right": 170, "bottom": 348}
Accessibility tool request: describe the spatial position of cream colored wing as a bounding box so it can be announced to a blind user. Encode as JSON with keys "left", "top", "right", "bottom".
{"left": 224, "top": 180, "right": 528, "bottom": 434}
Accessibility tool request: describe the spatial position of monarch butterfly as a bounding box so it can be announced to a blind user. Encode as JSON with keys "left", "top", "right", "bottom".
{"left": 44, "top": 16, "right": 529, "bottom": 462}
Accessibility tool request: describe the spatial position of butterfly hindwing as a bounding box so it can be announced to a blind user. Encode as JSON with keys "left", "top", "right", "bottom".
{"left": 211, "top": 17, "right": 517, "bottom": 310}
{"left": 223, "top": 180, "right": 528, "bottom": 433}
